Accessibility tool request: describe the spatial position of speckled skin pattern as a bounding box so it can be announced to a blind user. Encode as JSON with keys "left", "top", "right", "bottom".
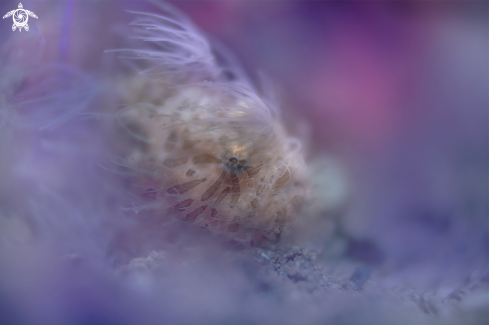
{"left": 114, "top": 9, "right": 307, "bottom": 245}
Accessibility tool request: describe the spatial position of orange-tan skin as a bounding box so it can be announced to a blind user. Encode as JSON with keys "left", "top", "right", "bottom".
{"left": 120, "top": 85, "right": 307, "bottom": 245}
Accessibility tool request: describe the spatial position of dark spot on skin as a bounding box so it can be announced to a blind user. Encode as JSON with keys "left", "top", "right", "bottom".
{"left": 167, "top": 199, "right": 193, "bottom": 214}
{"left": 192, "top": 153, "right": 221, "bottom": 164}
{"left": 214, "top": 187, "right": 231, "bottom": 205}
{"left": 182, "top": 139, "right": 200, "bottom": 150}
{"left": 255, "top": 185, "right": 264, "bottom": 196}
{"left": 246, "top": 164, "right": 262, "bottom": 178}
{"left": 218, "top": 135, "right": 230, "bottom": 145}
{"left": 273, "top": 169, "right": 291, "bottom": 191}
{"left": 251, "top": 198, "right": 259, "bottom": 209}
{"left": 185, "top": 205, "right": 207, "bottom": 223}
{"left": 201, "top": 169, "right": 226, "bottom": 201}
{"left": 230, "top": 171, "right": 240, "bottom": 204}
{"left": 275, "top": 208, "right": 287, "bottom": 226}
{"left": 163, "top": 157, "right": 188, "bottom": 168}
{"left": 164, "top": 131, "right": 178, "bottom": 151}
{"left": 246, "top": 212, "right": 256, "bottom": 219}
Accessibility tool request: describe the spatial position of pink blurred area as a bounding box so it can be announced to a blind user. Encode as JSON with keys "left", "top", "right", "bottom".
{"left": 2, "top": 1, "right": 486, "bottom": 152}
{"left": 165, "top": 0, "right": 488, "bottom": 277}
{"left": 168, "top": 1, "right": 487, "bottom": 151}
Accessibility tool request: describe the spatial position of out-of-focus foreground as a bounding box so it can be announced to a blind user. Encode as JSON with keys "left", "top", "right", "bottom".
{"left": 0, "top": 1, "right": 487, "bottom": 324}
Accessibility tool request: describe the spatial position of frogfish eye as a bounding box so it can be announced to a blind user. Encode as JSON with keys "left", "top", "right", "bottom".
{"left": 229, "top": 157, "right": 238, "bottom": 164}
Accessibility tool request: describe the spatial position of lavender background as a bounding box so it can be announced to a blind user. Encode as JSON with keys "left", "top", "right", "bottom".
{"left": 0, "top": 1, "right": 487, "bottom": 324}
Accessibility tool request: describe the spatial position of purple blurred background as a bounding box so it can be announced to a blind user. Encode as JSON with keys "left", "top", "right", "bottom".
{"left": 0, "top": 1, "right": 487, "bottom": 324}
{"left": 167, "top": 0, "right": 489, "bottom": 284}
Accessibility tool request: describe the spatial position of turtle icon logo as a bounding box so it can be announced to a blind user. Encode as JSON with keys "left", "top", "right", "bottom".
{"left": 3, "top": 3, "right": 38, "bottom": 32}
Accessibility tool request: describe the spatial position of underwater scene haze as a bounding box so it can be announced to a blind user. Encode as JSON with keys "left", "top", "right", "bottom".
{"left": 0, "top": 1, "right": 487, "bottom": 324}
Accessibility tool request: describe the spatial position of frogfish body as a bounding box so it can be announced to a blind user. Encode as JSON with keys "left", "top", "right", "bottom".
{"left": 113, "top": 6, "right": 307, "bottom": 245}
